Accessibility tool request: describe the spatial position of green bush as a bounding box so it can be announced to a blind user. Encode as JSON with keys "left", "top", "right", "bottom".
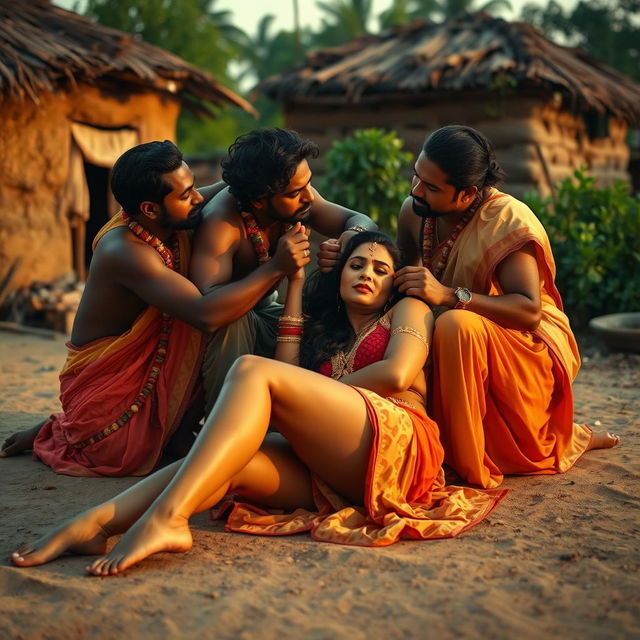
{"left": 321, "top": 128, "right": 413, "bottom": 234}
{"left": 525, "top": 169, "right": 640, "bottom": 328}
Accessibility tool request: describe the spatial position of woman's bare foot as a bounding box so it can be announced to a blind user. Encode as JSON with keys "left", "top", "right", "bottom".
{"left": 0, "top": 423, "right": 43, "bottom": 458}
{"left": 86, "top": 513, "right": 192, "bottom": 576}
{"left": 587, "top": 430, "right": 620, "bottom": 451}
{"left": 10, "top": 508, "right": 111, "bottom": 567}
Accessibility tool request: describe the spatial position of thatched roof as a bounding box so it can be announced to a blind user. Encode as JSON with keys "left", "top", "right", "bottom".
{"left": 260, "top": 12, "right": 640, "bottom": 123}
{"left": 0, "top": 0, "right": 255, "bottom": 116}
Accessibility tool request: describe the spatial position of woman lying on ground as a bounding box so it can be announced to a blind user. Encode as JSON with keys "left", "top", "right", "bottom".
{"left": 10, "top": 231, "right": 503, "bottom": 575}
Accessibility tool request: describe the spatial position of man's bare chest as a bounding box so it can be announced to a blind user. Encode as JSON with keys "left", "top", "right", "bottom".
{"left": 232, "top": 232, "right": 281, "bottom": 279}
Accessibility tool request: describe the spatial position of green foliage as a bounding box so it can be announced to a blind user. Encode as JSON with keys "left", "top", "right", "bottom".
{"left": 314, "top": 0, "right": 373, "bottom": 48}
{"left": 524, "top": 169, "right": 640, "bottom": 327}
{"left": 82, "top": 0, "right": 250, "bottom": 153}
{"left": 379, "top": 0, "right": 512, "bottom": 27}
{"left": 234, "top": 15, "right": 310, "bottom": 130}
{"left": 321, "top": 129, "right": 413, "bottom": 234}
{"left": 521, "top": 0, "right": 640, "bottom": 81}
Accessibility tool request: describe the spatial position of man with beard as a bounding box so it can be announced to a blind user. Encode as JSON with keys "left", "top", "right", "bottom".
{"left": 190, "top": 128, "right": 377, "bottom": 413}
{"left": 394, "top": 125, "right": 618, "bottom": 489}
{"left": 0, "top": 140, "right": 289, "bottom": 476}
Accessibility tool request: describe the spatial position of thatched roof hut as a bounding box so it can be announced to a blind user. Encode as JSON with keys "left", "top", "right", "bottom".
{"left": 260, "top": 12, "right": 640, "bottom": 198}
{"left": 0, "top": 0, "right": 253, "bottom": 297}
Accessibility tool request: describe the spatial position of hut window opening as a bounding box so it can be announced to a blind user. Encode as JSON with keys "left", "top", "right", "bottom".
{"left": 584, "top": 112, "right": 610, "bottom": 140}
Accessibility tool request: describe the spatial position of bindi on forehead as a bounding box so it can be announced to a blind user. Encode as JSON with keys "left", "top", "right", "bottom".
{"left": 350, "top": 246, "right": 392, "bottom": 268}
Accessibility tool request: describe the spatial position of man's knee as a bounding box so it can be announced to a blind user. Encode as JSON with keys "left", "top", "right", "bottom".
{"left": 434, "top": 310, "right": 486, "bottom": 346}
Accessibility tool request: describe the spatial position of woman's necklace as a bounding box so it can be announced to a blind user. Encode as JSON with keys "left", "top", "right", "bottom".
{"left": 330, "top": 317, "right": 381, "bottom": 380}
{"left": 422, "top": 194, "right": 483, "bottom": 281}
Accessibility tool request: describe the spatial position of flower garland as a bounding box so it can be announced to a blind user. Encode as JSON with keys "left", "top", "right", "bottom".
{"left": 122, "top": 212, "right": 176, "bottom": 269}
{"left": 74, "top": 213, "right": 179, "bottom": 450}
{"left": 421, "top": 195, "right": 483, "bottom": 281}
{"left": 240, "top": 210, "right": 271, "bottom": 264}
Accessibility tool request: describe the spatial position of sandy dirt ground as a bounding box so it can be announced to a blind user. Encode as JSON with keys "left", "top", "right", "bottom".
{"left": 0, "top": 330, "right": 638, "bottom": 640}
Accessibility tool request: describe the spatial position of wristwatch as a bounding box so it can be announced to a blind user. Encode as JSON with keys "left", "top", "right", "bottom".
{"left": 454, "top": 287, "right": 472, "bottom": 309}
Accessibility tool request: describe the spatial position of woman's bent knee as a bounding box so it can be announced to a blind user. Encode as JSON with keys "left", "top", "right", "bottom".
{"left": 227, "top": 354, "right": 269, "bottom": 379}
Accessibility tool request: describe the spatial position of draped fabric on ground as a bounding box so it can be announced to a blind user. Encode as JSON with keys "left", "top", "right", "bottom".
{"left": 33, "top": 213, "right": 205, "bottom": 477}
{"left": 215, "top": 388, "right": 505, "bottom": 546}
{"left": 429, "top": 189, "right": 591, "bottom": 488}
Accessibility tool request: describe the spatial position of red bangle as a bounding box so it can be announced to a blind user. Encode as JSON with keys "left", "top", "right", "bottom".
{"left": 278, "top": 327, "right": 303, "bottom": 336}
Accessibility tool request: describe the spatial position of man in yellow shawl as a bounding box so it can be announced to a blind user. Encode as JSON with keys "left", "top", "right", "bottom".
{"left": 394, "top": 125, "right": 619, "bottom": 488}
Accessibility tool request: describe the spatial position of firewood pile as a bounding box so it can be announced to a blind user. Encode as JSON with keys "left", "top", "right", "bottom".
{"left": 1, "top": 274, "right": 83, "bottom": 334}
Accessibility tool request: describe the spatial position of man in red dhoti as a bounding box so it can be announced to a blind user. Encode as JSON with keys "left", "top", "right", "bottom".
{"left": 0, "top": 140, "right": 313, "bottom": 476}
{"left": 394, "top": 125, "right": 619, "bottom": 488}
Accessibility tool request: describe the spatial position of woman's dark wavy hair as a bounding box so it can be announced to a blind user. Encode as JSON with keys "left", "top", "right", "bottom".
{"left": 422, "top": 125, "right": 506, "bottom": 192}
{"left": 221, "top": 128, "right": 319, "bottom": 212}
{"left": 300, "top": 231, "right": 403, "bottom": 372}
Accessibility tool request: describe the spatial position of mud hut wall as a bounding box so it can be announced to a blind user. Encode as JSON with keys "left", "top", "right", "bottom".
{"left": 284, "top": 96, "right": 547, "bottom": 199}
{"left": 524, "top": 103, "right": 629, "bottom": 190}
{"left": 0, "top": 86, "right": 181, "bottom": 291}
{"left": 284, "top": 95, "right": 630, "bottom": 201}
{"left": 0, "top": 93, "right": 72, "bottom": 290}
{"left": 68, "top": 85, "right": 181, "bottom": 143}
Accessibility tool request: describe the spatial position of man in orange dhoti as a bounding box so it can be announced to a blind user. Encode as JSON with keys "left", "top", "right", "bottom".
{"left": 395, "top": 125, "right": 618, "bottom": 488}
{"left": 0, "top": 141, "right": 310, "bottom": 476}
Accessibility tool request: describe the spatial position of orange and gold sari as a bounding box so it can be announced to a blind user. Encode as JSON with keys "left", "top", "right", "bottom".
{"left": 215, "top": 387, "right": 505, "bottom": 545}
{"left": 429, "top": 190, "right": 591, "bottom": 488}
{"left": 33, "top": 214, "right": 205, "bottom": 477}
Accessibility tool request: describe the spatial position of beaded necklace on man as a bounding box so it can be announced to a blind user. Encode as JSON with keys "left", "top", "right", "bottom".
{"left": 240, "top": 210, "right": 289, "bottom": 264}
{"left": 422, "top": 193, "right": 484, "bottom": 281}
{"left": 122, "top": 212, "right": 179, "bottom": 270}
{"left": 240, "top": 210, "right": 271, "bottom": 264}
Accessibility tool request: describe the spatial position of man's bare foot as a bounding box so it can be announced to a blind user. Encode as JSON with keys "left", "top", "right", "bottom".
{"left": 0, "top": 423, "right": 43, "bottom": 458}
{"left": 587, "top": 430, "right": 620, "bottom": 451}
{"left": 10, "top": 508, "right": 111, "bottom": 567}
{"left": 86, "top": 513, "right": 192, "bottom": 576}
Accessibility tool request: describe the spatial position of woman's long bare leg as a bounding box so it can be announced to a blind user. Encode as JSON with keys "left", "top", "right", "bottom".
{"left": 87, "top": 355, "right": 373, "bottom": 575}
{"left": 11, "top": 434, "right": 313, "bottom": 569}
{"left": 10, "top": 461, "right": 183, "bottom": 567}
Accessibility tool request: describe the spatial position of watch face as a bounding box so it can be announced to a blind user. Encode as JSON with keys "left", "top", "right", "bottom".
{"left": 457, "top": 288, "right": 472, "bottom": 303}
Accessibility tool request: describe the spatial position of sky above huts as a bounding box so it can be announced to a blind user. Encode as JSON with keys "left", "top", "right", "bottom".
{"left": 55, "top": 1, "right": 579, "bottom": 38}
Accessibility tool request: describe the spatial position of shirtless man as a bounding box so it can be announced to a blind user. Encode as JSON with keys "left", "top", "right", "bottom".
{"left": 0, "top": 139, "right": 313, "bottom": 475}
{"left": 189, "top": 128, "right": 376, "bottom": 412}
{"left": 1, "top": 131, "right": 375, "bottom": 470}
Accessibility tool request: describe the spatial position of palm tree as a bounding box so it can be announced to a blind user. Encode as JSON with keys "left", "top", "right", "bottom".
{"left": 409, "top": 0, "right": 512, "bottom": 22}
{"left": 378, "top": 0, "right": 412, "bottom": 30}
{"left": 83, "top": 0, "right": 247, "bottom": 82}
{"left": 236, "top": 14, "right": 304, "bottom": 84}
{"left": 314, "top": 0, "right": 374, "bottom": 47}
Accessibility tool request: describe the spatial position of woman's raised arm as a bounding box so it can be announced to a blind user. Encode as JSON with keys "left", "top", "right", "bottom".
{"left": 339, "top": 297, "right": 433, "bottom": 395}
{"left": 274, "top": 268, "right": 305, "bottom": 366}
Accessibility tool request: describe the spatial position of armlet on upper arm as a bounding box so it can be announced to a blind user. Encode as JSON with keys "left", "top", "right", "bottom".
{"left": 390, "top": 325, "right": 428, "bottom": 345}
